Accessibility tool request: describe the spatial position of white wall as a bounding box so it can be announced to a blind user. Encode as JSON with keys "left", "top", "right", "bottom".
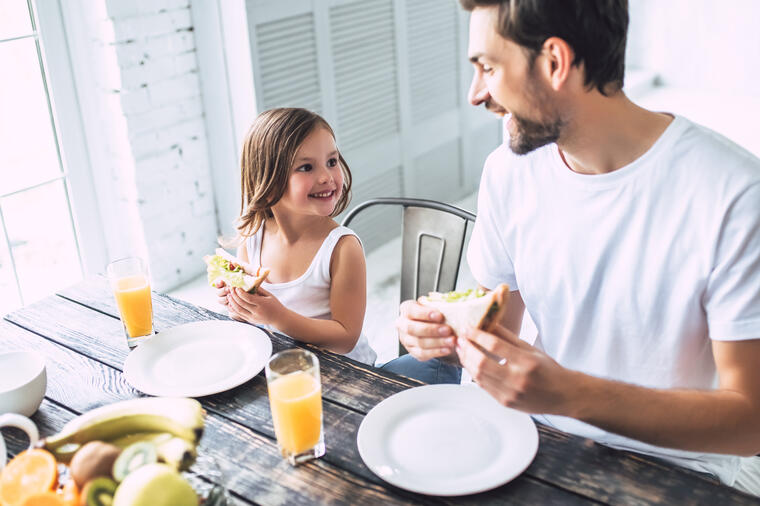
{"left": 627, "top": 0, "right": 760, "bottom": 157}
{"left": 628, "top": 0, "right": 760, "bottom": 96}
{"left": 60, "top": 0, "right": 218, "bottom": 291}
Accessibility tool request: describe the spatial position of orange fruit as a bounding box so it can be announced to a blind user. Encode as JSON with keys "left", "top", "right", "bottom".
{"left": 59, "top": 480, "right": 78, "bottom": 506}
{"left": 19, "top": 492, "right": 65, "bottom": 506}
{"left": 0, "top": 449, "right": 58, "bottom": 506}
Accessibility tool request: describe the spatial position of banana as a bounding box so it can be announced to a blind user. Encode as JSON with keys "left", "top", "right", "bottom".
{"left": 155, "top": 436, "right": 197, "bottom": 471}
{"left": 42, "top": 397, "right": 204, "bottom": 460}
{"left": 58, "top": 397, "right": 205, "bottom": 437}
{"left": 109, "top": 431, "right": 174, "bottom": 449}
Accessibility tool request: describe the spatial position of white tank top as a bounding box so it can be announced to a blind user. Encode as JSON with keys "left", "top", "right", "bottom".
{"left": 246, "top": 224, "right": 376, "bottom": 365}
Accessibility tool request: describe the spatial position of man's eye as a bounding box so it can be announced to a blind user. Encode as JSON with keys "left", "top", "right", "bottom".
{"left": 296, "top": 164, "right": 312, "bottom": 172}
{"left": 327, "top": 158, "right": 338, "bottom": 168}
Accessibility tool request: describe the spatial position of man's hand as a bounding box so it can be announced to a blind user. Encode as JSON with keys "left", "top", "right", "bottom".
{"left": 395, "top": 300, "right": 457, "bottom": 361}
{"left": 457, "top": 324, "right": 576, "bottom": 415}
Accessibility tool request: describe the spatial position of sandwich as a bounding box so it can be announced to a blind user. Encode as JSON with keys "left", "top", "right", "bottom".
{"left": 203, "top": 248, "right": 270, "bottom": 293}
{"left": 418, "top": 284, "right": 509, "bottom": 337}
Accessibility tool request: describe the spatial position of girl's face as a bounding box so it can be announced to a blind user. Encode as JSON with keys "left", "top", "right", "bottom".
{"left": 278, "top": 126, "right": 344, "bottom": 217}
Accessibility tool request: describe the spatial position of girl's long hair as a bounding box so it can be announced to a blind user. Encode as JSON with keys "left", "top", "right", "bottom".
{"left": 236, "top": 108, "right": 352, "bottom": 240}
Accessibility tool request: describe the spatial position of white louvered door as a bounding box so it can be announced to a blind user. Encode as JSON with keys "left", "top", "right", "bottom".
{"left": 244, "top": 0, "right": 500, "bottom": 251}
{"left": 252, "top": 11, "right": 324, "bottom": 113}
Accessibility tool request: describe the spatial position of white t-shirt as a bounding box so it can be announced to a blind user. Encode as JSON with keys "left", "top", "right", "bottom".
{"left": 467, "top": 115, "right": 760, "bottom": 484}
{"left": 246, "top": 225, "right": 377, "bottom": 365}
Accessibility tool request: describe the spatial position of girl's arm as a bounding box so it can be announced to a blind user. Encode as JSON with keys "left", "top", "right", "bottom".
{"left": 228, "top": 235, "right": 367, "bottom": 354}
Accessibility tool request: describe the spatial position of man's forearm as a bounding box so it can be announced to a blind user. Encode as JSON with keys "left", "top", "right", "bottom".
{"left": 565, "top": 371, "right": 760, "bottom": 456}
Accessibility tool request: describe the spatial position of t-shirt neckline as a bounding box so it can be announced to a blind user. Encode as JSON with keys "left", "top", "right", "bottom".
{"left": 550, "top": 114, "right": 686, "bottom": 189}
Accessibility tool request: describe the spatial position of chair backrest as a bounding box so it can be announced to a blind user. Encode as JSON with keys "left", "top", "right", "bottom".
{"left": 342, "top": 198, "right": 476, "bottom": 355}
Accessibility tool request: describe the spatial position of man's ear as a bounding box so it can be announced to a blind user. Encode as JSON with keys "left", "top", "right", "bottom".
{"left": 539, "top": 36, "right": 574, "bottom": 91}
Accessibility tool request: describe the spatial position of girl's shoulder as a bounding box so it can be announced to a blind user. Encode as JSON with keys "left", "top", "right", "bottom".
{"left": 326, "top": 226, "right": 364, "bottom": 275}
{"left": 324, "top": 224, "right": 361, "bottom": 249}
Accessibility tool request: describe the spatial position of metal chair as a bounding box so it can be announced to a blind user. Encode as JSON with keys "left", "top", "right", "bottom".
{"left": 341, "top": 197, "right": 476, "bottom": 355}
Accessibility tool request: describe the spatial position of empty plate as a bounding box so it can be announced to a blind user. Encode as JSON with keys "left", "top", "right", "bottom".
{"left": 123, "top": 320, "right": 272, "bottom": 397}
{"left": 357, "top": 384, "right": 539, "bottom": 496}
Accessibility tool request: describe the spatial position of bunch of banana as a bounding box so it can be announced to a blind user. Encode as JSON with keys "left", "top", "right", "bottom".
{"left": 40, "top": 397, "right": 205, "bottom": 467}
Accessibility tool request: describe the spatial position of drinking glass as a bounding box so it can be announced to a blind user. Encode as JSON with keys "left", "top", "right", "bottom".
{"left": 106, "top": 257, "right": 154, "bottom": 349}
{"left": 265, "top": 349, "right": 325, "bottom": 465}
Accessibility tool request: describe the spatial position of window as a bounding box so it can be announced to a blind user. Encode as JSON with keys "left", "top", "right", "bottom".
{"left": 0, "top": 0, "right": 89, "bottom": 315}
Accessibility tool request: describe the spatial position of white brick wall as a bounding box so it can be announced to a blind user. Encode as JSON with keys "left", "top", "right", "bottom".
{"left": 62, "top": 0, "right": 219, "bottom": 291}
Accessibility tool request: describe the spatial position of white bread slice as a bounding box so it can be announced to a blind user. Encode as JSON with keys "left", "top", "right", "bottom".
{"left": 418, "top": 284, "right": 509, "bottom": 337}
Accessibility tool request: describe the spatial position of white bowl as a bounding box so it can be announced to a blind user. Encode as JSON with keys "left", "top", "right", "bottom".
{"left": 0, "top": 351, "right": 46, "bottom": 416}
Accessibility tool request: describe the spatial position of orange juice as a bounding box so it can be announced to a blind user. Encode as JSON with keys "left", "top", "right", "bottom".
{"left": 113, "top": 275, "right": 153, "bottom": 337}
{"left": 268, "top": 370, "right": 322, "bottom": 454}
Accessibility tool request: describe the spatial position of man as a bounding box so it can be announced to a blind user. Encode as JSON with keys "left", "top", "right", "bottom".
{"left": 387, "top": 0, "right": 760, "bottom": 495}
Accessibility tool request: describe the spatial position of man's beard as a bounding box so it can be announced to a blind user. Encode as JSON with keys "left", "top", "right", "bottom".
{"left": 506, "top": 68, "right": 564, "bottom": 155}
{"left": 508, "top": 112, "right": 562, "bottom": 155}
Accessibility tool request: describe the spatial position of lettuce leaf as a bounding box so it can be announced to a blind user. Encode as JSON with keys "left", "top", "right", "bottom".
{"left": 205, "top": 255, "right": 248, "bottom": 288}
{"left": 428, "top": 288, "right": 487, "bottom": 303}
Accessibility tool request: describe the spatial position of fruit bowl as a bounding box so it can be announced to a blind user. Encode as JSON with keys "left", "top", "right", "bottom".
{"left": 0, "top": 397, "right": 229, "bottom": 506}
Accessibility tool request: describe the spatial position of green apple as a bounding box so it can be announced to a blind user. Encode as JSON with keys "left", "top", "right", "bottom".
{"left": 112, "top": 463, "right": 198, "bottom": 506}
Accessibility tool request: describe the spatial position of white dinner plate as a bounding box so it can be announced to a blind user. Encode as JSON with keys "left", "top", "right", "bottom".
{"left": 357, "top": 384, "right": 538, "bottom": 496}
{"left": 123, "top": 320, "right": 272, "bottom": 397}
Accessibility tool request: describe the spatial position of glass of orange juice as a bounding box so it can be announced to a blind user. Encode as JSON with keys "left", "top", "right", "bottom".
{"left": 265, "top": 349, "right": 325, "bottom": 465}
{"left": 106, "top": 257, "right": 154, "bottom": 349}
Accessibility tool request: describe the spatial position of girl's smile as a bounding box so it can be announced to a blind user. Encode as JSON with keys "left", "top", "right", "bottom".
{"left": 309, "top": 189, "right": 337, "bottom": 199}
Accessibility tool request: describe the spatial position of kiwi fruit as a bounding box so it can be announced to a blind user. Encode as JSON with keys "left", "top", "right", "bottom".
{"left": 80, "top": 477, "right": 118, "bottom": 506}
{"left": 112, "top": 441, "right": 159, "bottom": 482}
{"left": 69, "top": 441, "right": 122, "bottom": 488}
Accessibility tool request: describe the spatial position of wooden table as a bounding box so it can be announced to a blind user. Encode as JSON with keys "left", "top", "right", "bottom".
{"left": 2, "top": 277, "right": 757, "bottom": 505}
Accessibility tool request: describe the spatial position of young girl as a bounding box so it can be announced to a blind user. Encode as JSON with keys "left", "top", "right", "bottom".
{"left": 215, "top": 108, "right": 376, "bottom": 365}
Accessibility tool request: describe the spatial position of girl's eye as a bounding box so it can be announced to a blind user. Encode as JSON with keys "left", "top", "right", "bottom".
{"left": 482, "top": 64, "right": 494, "bottom": 74}
{"left": 327, "top": 157, "right": 338, "bottom": 168}
{"left": 296, "top": 164, "right": 312, "bottom": 172}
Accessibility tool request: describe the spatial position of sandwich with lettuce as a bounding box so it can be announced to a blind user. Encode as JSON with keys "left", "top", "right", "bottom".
{"left": 203, "top": 248, "right": 270, "bottom": 293}
{"left": 418, "top": 284, "right": 509, "bottom": 337}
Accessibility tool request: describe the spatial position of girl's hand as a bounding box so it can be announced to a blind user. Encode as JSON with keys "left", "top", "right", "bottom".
{"left": 227, "top": 286, "right": 286, "bottom": 327}
{"left": 214, "top": 279, "right": 230, "bottom": 307}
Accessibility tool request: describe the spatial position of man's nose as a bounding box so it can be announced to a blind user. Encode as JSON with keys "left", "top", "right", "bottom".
{"left": 468, "top": 71, "right": 490, "bottom": 106}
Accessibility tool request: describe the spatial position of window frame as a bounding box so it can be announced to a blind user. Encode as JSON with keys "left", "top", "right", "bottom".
{"left": 30, "top": 0, "right": 107, "bottom": 274}
{"left": 193, "top": 0, "right": 257, "bottom": 238}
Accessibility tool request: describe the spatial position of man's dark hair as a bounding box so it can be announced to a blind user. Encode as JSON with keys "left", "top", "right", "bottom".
{"left": 459, "top": 0, "right": 628, "bottom": 95}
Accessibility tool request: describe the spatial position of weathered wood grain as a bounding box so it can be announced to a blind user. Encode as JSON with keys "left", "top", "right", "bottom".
{"left": 0, "top": 320, "right": 138, "bottom": 411}
{"left": 4, "top": 296, "right": 585, "bottom": 504}
{"left": 529, "top": 427, "right": 760, "bottom": 505}
{"left": 0, "top": 321, "right": 426, "bottom": 505}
